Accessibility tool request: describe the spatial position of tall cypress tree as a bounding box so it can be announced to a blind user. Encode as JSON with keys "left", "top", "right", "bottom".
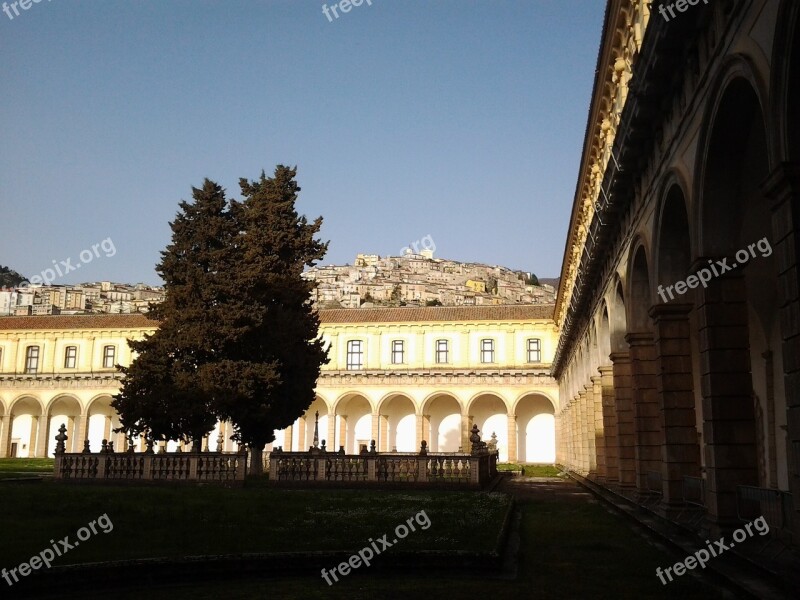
{"left": 113, "top": 180, "right": 232, "bottom": 449}
{"left": 206, "top": 166, "right": 329, "bottom": 473}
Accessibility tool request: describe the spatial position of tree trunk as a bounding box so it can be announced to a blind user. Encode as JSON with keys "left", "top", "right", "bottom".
{"left": 248, "top": 443, "right": 265, "bottom": 476}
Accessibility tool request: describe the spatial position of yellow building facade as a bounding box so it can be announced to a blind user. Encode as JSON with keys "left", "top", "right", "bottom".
{"left": 0, "top": 305, "right": 558, "bottom": 463}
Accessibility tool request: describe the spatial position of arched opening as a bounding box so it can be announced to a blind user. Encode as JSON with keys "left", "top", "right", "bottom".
{"left": 698, "top": 75, "right": 772, "bottom": 520}
{"left": 333, "top": 394, "right": 372, "bottom": 454}
{"left": 46, "top": 396, "right": 82, "bottom": 455}
{"left": 379, "top": 394, "right": 416, "bottom": 452}
{"left": 469, "top": 393, "right": 509, "bottom": 462}
{"left": 516, "top": 394, "right": 556, "bottom": 463}
{"left": 87, "top": 396, "right": 124, "bottom": 453}
{"left": 423, "top": 394, "right": 462, "bottom": 453}
{"left": 10, "top": 397, "right": 43, "bottom": 458}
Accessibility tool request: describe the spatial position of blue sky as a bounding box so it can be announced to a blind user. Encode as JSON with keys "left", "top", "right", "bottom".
{"left": 0, "top": 0, "right": 605, "bottom": 285}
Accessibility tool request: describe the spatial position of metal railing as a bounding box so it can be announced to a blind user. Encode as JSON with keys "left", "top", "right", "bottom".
{"left": 736, "top": 485, "right": 794, "bottom": 557}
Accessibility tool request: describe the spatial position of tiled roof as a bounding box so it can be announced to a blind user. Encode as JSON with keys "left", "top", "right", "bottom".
{"left": 0, "top": 304, "right": 555, "bottom": 330}
{"left": 0, "top": 314, "right": 157, "bottom": 330}
{"left": 318, "top": 305, "right": 554, "bottom": 324}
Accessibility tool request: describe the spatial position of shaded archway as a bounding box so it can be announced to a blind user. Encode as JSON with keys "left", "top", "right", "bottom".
{"left": 515, "top": 393, "right": 556, "bottom": 463}
{"left": 87, "top": 396, "right": 124, "bottom": 453}
{"left": 697, "top": 73, "right": 772, "bottom": 522}
{"left": 422, "top": 393, "right": 462, "bottom": 453}
{"left": 378, "top": 394, "right": 416, "bottom": 452}
{"left": 9, "top": 396, "right": 44, "bottom": 458}
{"left": 469, "top": 393, "right": 509, "bottom": 462}
{"left": 333, "top": 393, "right": 372, "bottom": 454}
{"left": 46, "top": 395, "right": 82, "bottom": 455}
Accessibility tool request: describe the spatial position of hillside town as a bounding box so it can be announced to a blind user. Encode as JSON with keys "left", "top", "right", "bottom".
{"left": 0, "top": 282, "right": 165, "bottom": 316}
{"left": 304, "top": 250, "right": 556, "bottom": 308}
{"left": 0, "top": 251, "right": 555, "bottom": 316}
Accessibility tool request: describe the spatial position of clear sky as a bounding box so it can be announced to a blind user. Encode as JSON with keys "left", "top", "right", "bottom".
{"left": 0, "top": 0, "right": 605, "bottom": 286}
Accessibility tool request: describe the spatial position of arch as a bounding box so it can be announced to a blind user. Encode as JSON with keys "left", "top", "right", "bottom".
{"left": 8, "top": 395, "right": 44, "bottom": 458}
{"left": 378, "top": 393, "right": 416, "bottom": 452}
{"left": 598, "top": 303, "right": 612, "bottom": 365}
{"left": 515, "top": 393, "right": 556, "bottom": 463}
{"left": 627, "top": 244, "right": 652, "bottom": 332}
{"left": 654, "top": 176, "right": 693, "bottom": 291}
{"left": 331, "top": 392, "right": 372, "bottom": 454}
{"left": 422, "top": 392, "right": 462, "bottom": 453}
{"left": 512, "top": 390, "right": 557, "bottom": 414}
{"left": 469, "top": 392, "right": 510, "bottom": 461}
{"left": 609, "top": 280, "right": 627, "bottom": 353}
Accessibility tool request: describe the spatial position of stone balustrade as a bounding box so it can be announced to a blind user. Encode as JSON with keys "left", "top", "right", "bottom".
{"left": 52, "top": 424, "right": 247, "bottom": 484}
{"left": 269, "top": 425, "right": 499, "bottom": 488}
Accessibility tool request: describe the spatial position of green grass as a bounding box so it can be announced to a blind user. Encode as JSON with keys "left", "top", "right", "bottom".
{"left": 0, "top": 483, "right": 509, "bottom": 567}
{"left": 0, "top": 458, "right": 54, "bottom": 472}
{"left": 74, "top": 487, "right": 724, "bottom": 600}
{"left": 496, "top": 464, "right": 561, "bottom": 477}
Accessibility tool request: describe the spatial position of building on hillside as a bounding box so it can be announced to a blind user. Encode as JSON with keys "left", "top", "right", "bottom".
{"left": 0, "top": 306, "right": 558, "bottom": 463}
{"left": 553, "top": 0, "right": 800, "bottom": 538}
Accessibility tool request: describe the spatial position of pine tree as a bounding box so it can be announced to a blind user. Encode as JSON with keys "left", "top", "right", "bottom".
{"left": 0, "top": 266, "right": 26, "bottom": 288}
{"left": 208, "top": 166, "right": 329, "bottom": 474}
{"left": 112, "top": 180, "right": 233, "bottom": 449}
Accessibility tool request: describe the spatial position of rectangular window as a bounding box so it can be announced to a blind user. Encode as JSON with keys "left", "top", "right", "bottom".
{"left": 435, "top": 339, "right": 449, "bottom": 364}
{"left": 64, "top": 346, "right": 78, "bottom": 369}
{"left": 391, "top": 340, "right": 404, "bottom": 364}
{"left": 25, "top": 346, "right": 40, "bottom": 374}
{"left": 103, "top": 345, "right": 116, "bottom": 368}
{"left": 346, "top": 340, "right": 363, "bottom": 370}
{"left": 481, "top": 339, "right": 495, "bottom": 363}
{"left": 527, "top": 338, "right": 541, "bottom": 363}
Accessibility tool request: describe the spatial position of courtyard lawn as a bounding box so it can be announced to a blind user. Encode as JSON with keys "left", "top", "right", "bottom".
{"left": 0, "top": 482, "right": 509, "bottom": 568}
{"left": 72, "top": 480, "right": 727, "bottom": 600}
{"left": 0, "top": 458, "right": 54, "bottom": 472}
{"left": 495, "top": 464, "right": 561, "bottom": 477}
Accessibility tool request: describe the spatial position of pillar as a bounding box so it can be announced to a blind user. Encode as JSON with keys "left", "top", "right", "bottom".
{"left": 696, "top": 267, "right": 758, "bottom": 526}
{"left": 298, "top": 416, "right": 307, "bottom": 450}
{"left": 337, "top": 416, "right": 347, "bottom": 453}
{"left": 284, "top": 424, "right": 294, "bottom": 451}
{"left": 327, "top": 414, "right": 336, "bottom": 449}
{"left": 611, "top": 352, "right": 635, "bottom": 487}
{"left": 371, "top": 413, "right": 380, "bottom": 450}
{"left": 764, "top": 164, "right": 800, "bottom": 537}
{"left": 650, "top": 303, "right": 702, "bottom": 506}
{"left": 380, "top": 414, "right": 389, "bottom": 451}
{"left": 592, "top": 375, "right": 606, "bottom": 480}
{"left": 507, "top": 414, "right": 518, "bottom": 463}
{"left": 599, "top": 366, "right": 618, "bottom": 482}
{"left": 626, "top": 332, "right": 662, "bottom": 493}
{"left": 75, "top": 412, "right": 89, "bottom": 452}
{"left": 0, "top": 415, "right": 13, "bottom": 457}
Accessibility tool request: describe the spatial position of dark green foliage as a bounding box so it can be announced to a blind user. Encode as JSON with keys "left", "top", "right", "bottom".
{"left": 113, "top": 167, "right": 328, "bottom": 468}
{"left": 0, "top": 265, "right": 26, "bottom": 287}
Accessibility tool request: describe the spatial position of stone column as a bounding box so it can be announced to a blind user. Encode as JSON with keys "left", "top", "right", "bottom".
{"left": 32, "top": 416, "right": 46, "bottom": 458}
{"left": 327, "top": 414, "right": 336, "bottom": 450}
{"left": 103, "top": 415, "right": 112, "bottom": 441}
{"left": 0, "top": 415, "right": 13, "bottom": 457}
{"left": 66, "top": 416, "right": 76, "bottom": 453}
{"left": 599, "top": 366, "right": 618, "bottom": 482}
{"left": 337, "top": 416, "right": 347, "bottom": 453}
{"left": 577, "top": 390, "right": 588, "bottom": 474}
{"left": 696, "top": 267, "right": 758, "bottom": 526}
{"left": 284, "top": 424, "right": 294, "bottom": 451}
{"left": 592, "top": 375, "right": 606, "bottom": 480}
{"left": 506, "top": 414, "right": 517, "bottom": 463}
{"left": 371, "top": 413, "right": 380, "bottom": 450}
{"left": 379, "top": 414, "right": 389, "bottom": 452}
{"left": 626, "top": 332, "right": 662, "bottom": 493}
{"left": 650, "top": 303, "right": 701, "bottom": 506}
{"left": 298, "top": 416, "right": 307, "bottom": 450}
{"left": 611, "top": 352, "right": 635, "bottom": 487}
{"left": 764, "top": 164, "right": 800, "bottom": 535}
{"left": 585, "top": 383, "right": 597, "bottom": 476}
{"left": 75, "top": 412, "right": 89, "bottom": 452}
{"left": 460, "top": 413, "right": 471, "bottom": 453}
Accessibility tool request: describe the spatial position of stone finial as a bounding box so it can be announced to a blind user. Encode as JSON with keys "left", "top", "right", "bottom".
{"left": 82, "top": 440, "right": 91, "bottom": 454}
{"left": 338, "top": 445, "right": 346, "bottom": 455}
{"left": 488, "top": 432, "right": 498, "bottom": 452}
{"left": 470, "top": 425, "right": 487, "bottom": 455}
{"left": 313, "top": 410, "right": 320, "bottom": 449}
{"left": 101, "top": 439, "right": 109, "bottom": 454}
{"left": 145, "top": 437, "right": 155, "bottom": 454}
{"left": 320, "top": 440, "right": 327, "bottom": 452}
{"left": 54, "top": 424, "right": 68, "bottom": 454}
{"left": 369, "top": 440, "right": 377, "bottom": 454}
{"left": 419, "top": 440, "right": 428, "bottom": 456}
{"left": 216, "top": 431, "right": 224, "bottom": 453}
{"left": 107, "top": 441, "right": 115, "bottom": 454}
